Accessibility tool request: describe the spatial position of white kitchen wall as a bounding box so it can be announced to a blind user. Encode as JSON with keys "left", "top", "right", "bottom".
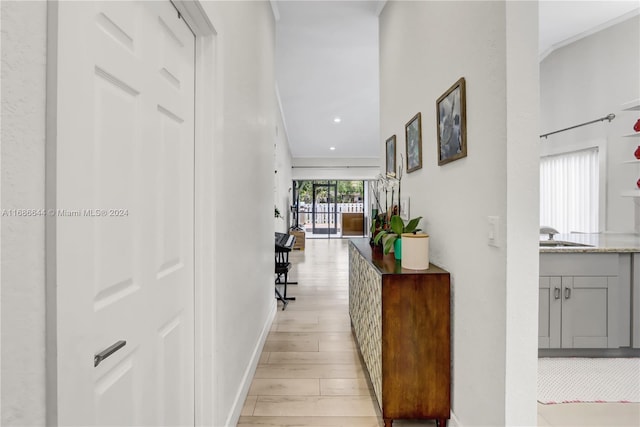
{"left": 1, "top": 1, "right": 279, "bottom": 426}
{"left": 1, "top": 2, "right": 48, "bottom": 425}
{"left": 540, "top": 14, "right": 640, "bottom": 232}
{"left": 379, "top": 1, "right": 539, "bottom": 425}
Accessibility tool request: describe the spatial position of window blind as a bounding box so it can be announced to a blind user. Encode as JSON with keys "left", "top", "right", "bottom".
{"left": 540, "top": 147, "right": 599, "bottom": 234}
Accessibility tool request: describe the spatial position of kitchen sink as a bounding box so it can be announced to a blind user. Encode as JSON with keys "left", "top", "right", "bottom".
{"left": 539, "top": 240, "right": 593, "bottom": 247}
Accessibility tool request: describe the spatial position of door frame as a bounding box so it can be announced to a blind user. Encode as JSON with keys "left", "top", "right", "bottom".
{"left": 173, "top": 3, "right": 218, "bottom": 425}
{"left": 311, "top": 181, "right": 338, "bottom": 236}
{"left": 45, "top": 1, "right": 218, "bottom": 425}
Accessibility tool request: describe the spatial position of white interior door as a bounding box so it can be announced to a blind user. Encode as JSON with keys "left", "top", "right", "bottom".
{"left": 52, "top": 1, "right": 195, "bottom": 425}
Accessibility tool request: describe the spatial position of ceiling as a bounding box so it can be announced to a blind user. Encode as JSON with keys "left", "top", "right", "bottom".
{"left": 275, "top": 1, "right": 381, "bottom": 159}
{"left": 539, "top": 0, "right": 639, "bottom": 58}
{"left": 274, "top": 0, "right": 640, "bottom": 160}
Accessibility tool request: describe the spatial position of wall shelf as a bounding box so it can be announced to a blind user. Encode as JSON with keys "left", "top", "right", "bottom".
{"left": 621, "top": 190, "right": 640, "bottom": 198}
{"left": 621, "top": 99, "right": 640, "bottom": 111}
{"left": 620, "top": 100, "right": 640, "bottom": 200}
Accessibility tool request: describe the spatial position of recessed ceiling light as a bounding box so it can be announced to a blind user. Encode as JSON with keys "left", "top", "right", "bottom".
{"left": 329, "top": 146, "right": 336, "bottom": 151}
{"left": 333, "top": 117, "right": 342, "bottom": 123}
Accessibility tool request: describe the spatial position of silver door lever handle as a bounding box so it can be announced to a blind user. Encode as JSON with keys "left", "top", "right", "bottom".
{"left": 94, "top": 340, "right": 126, "bottom": 367}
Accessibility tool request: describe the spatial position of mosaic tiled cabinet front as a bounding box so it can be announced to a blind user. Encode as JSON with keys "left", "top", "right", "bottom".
{"left": 348, "top": 242, "right": 383, "bottom": 407}
{"left": 348, "top": 239, "right": 451, "bottom": 427}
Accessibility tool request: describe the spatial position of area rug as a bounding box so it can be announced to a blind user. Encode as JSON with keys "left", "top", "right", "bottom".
{"left": 538, "top": 358, "right": 640, "bottom": 404}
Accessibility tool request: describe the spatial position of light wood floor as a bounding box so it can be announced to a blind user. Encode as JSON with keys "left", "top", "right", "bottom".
{"left": 238, "top": 238, "right": 386, "bottom": 427}
{"left": 238, "top": 238, "right": 640, "bottom": 427}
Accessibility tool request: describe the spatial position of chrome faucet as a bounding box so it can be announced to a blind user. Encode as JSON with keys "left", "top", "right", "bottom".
{"left": 540, "top": 226, "right": 559, "bottom": 241}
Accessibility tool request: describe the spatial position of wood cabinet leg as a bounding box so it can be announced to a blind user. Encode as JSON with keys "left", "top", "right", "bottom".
{"left": 436, "top": 418, "right": 447, "bottom": 427}
{"left": 383, "top": 418, "right": 393, "bottom": 427}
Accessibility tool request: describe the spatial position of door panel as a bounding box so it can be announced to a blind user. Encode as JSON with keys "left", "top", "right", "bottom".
{"left": 538, "top": 276, "right": 561, "bottom": 348}
{"left": 157, "top": 109, "right": 184, "bottom": 277}
{"left": 93, "top": 70, "right": 138, "bottom": 308}
{"left": 538, "top": 277, "right": 551, "bottom": 348}
{"left": 561, "top": 276, "right": 610, "bottom": 348}
{"left": 54, "top": 2, "right": 195, "bottom": 425}
{"left": 158, "top": 316, "right": 185, "bottom": 425}
{"left": 94, "top": 356, "right": 136, "bottom": 426}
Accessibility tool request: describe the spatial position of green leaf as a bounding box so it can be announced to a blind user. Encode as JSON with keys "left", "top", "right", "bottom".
{"left": 383, "top": 234, "right": 397, "bottom": 254}
{"left": 373, "top": 230, "right": 387, "bottom": 245}
{"left": 390, "top": 215, "right": 405, "bottom": 236}
{"left": 404, "top": 216, "right": 423, "bottom": 233}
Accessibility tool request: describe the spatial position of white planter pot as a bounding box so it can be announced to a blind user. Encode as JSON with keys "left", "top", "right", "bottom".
{"left": 401, "top": 233, "right": 429, "bottom": 270}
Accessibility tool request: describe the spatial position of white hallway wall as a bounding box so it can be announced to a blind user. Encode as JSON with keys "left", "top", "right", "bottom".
{"left": 540, "top": 14, "right": 640, "bottom": 232}
{"left": 199, "top": 2, "right": 278, "bottom": 425}
{"left": 1, "top": 1, "right": 278, "bottom": 426}
{"left": 379, "top": 1, "right": 539, "bottom": 426}
{"left": 275, "top": 98, "right": 293, "bottom": 233}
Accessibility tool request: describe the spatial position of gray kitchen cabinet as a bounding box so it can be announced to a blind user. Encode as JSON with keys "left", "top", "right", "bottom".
{"left": 562, "top": 275, "right": 617, "bottom": 348}
{"left": 539, "top": 253, "right": 631, "bottom": 349}
{"left": 539, "top": 276, "right": 561, "bottom": 348}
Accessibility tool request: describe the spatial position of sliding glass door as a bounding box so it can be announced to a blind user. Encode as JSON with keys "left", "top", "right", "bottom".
{"left": 293, "top": 180, "right": 365, "bottom": 239}
{"left": 312, "top": 182, "right": 338, "bottom": 236}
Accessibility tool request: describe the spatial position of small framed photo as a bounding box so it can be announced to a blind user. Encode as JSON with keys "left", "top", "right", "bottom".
{"left": 385, "top": 135, "right": 396, "bottom": 177}
{"left": 405, "top": 112, "right": 422, "bottom": 173}
{"left": 437, "top": 77, "right": 467, "bottom": 165}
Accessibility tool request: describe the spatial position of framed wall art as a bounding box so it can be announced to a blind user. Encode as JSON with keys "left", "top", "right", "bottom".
{"left": 436, "top": 77, "right": 467, "bottom": 165}
{"left": 405, "top": 112, "right": 422, "bottom": 173}
{"left": 385, "top": 135, "right": 396, "bottom": 177}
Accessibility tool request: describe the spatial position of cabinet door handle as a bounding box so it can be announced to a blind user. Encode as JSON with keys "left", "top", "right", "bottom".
{"left": 94, "top": 340, "right": 126, "bottom": 367}
{"left": 554, "top": 287, "right": 560, "bottom": 300}
{"left": 564, "top": 287, "right": 571, "bottom": 300}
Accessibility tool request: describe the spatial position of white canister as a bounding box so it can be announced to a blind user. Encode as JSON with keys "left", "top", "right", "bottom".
{"left": 401, "top": 233, "right": 430, "bottom": 270}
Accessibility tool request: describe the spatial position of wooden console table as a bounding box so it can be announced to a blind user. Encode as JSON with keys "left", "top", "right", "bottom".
{"left": 348, "top": 238, "right": 451, "bottom": 427}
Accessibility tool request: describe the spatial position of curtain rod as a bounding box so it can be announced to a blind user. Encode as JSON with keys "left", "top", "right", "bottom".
{"left": 292, "top": 165, "right": 378, "bottom": 169}
{"left": 540, "top": 113, "right": 615, "bottom": 139}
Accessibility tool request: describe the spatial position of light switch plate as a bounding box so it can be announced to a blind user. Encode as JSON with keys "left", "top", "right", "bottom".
{"left": 488, "top": 216, "right": 499, "bottom": 247}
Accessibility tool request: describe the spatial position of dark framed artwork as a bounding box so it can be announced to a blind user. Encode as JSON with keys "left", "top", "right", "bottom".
{"left": 436, "top": 77, "right": 467, "bottom": 165}
{"left": 385, "top": 135, "right": 396, "bottom": 177}
{"left": 405, "top": 112, "right": 422, "bottom": 173}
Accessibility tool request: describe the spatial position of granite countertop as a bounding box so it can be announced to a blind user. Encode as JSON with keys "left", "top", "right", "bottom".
{"left": 540, "top": 233, "right": 640, "bottom": 253}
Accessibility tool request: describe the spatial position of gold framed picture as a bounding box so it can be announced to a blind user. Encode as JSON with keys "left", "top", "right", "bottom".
{"left": 437, "top": 77, "right": 467, "bottom": 166}
{"left": 405, "top": 112, "right": 422, "bottom": 173}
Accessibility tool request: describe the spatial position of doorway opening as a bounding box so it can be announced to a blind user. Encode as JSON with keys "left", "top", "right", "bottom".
{"left": 292, "top": 180, "right": 366, "bottom": 239}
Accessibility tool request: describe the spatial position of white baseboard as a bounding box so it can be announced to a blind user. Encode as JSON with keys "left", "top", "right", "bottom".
{"left": 224, "top": 300, "right": 277, "bottom": 427}
{"left": 450, "top": 410, "right": 463, "bottom": 427}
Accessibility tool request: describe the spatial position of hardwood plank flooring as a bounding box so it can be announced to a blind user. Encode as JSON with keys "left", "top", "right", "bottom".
{"left": 238, "top": 238, "right": 384, "bottom": 426}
